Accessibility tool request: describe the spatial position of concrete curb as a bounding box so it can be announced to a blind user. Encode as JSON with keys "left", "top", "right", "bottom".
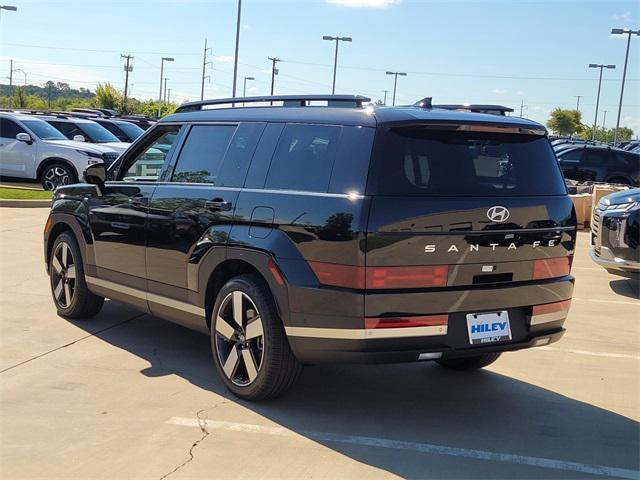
{"left": 0, "top": 199, "right": 52, "bottom": 208}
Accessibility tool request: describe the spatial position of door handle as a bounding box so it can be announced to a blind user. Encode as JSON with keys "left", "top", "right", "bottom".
{"left": 205, "top": 199, "right": 232, "bottom": 211}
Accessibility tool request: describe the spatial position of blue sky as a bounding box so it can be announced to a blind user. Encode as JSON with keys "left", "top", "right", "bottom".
{"left": 0, "top": 0, "right": 638, "bottom": 131}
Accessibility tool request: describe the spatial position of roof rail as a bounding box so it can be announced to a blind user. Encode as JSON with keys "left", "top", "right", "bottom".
{"left": 413, "top": 97, "right": 433, "bottom": 109}
{"left": 175, "top": 94, "right": 371, "bottom": 113}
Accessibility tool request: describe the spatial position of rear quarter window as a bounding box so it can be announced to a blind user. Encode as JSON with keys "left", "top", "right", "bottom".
{"left": 368, "top": 127, "right": 567, "bottom": 196}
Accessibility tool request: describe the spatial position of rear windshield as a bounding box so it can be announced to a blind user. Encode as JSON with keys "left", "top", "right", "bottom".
{"left": 368, "top": 127, "right": 567, "bottom": 196}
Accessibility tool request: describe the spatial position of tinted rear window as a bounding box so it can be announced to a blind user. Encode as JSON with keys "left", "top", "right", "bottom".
{"left": 369, "top": 127, "right": 566, "bottom": 196}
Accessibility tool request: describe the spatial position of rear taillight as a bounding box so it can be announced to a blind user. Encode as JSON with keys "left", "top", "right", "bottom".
{"left": 365, "top": 265, "right": 448, "bottom": 289}
{"left": 532, "top": 256, "right": 572, "bottom": 280}
{"left": 365, "top": 314, "right": 448, "bottom": 329}
{"left": 309, "top": 262, "right": 449, "bottom": 289}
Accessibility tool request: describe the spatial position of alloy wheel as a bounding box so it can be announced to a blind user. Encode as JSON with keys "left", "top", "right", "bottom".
{"left": 51, "top": 242, "right": 76, "bottom": 308}
{"left": 214, "top": 291, "right": 265, "bottom": 387}
{"left": 44, "top": 166, "right": 71, "bottom": 191}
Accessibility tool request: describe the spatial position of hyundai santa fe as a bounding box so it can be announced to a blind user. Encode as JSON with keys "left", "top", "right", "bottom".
{"left": 43, "top": 95, "right": 576, "bottom": 400}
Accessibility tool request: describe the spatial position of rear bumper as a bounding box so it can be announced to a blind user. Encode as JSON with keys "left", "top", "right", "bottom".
{"left": 286, "top": 277, "right": 573, "bottom": 364}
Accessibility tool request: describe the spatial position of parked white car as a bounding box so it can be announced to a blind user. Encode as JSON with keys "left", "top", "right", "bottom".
{"left": 0, "top": 113, "right": 120, "bottom": 190}
{"left": 37, "top": 115, "right": 131, "bottom": 154}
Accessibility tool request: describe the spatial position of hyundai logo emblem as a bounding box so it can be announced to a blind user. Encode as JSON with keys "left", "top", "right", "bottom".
{"left": 487, "top": 206, "right": 510, "bottom": 223}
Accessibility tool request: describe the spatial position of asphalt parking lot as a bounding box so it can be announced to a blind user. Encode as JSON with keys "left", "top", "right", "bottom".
{"left": 0, "top": 207, "right": 638, "bottom": 480}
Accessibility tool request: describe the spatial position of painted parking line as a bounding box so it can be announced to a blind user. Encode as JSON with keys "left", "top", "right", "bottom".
{"left": 167, "top": 417, "right": 639, "bottom": 479}
{"left": 539, "top": 346, "right": 639, "bottom": 360}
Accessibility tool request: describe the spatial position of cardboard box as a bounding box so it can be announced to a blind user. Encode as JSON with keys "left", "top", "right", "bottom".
{"left": 570, "top": 194, "right": 592, "bottom": 228}
{"left": 592, "top": 184, "right": 629, "bottom": 212}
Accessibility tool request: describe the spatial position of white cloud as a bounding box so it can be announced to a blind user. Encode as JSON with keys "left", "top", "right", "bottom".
{"left": 214, "top": 55, "right": 235, "bottom": 63}
{"left": 326, "top": 0, "right": 400, "bottom": 8}
{"left": 491, "top": 89, "right": 507, "bottom": 94}
{"left": 516, "top": 91, "right": 524, "bottom": 96}
{"left": 242, "top": 24, "right": 251, "bottom": 30}
{"left": 612, "top": 12, "right": 632, "bottom": 23}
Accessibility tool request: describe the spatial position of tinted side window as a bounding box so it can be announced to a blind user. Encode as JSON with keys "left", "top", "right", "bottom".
{"left": 265, "top": 124, "right": 341, "bottom": 192}
{"left": 121, "top": 126, "right": 181, "bottom": 181}
{"left": 172, "top": 125, "right": 236, "bottom": 184}
{"left": 47, "top": 121, "right": 79, "bottom": 139}
{"left": 216, "top": 123, "right": 265, "bottom": 187}
{"left": 98, "top": 121, "right": 126, "bottom": 141}
{"left": 0, "top": 119, "right": 26, "bottom": 138}
{"left": 583, "top": 149, "right": 609, "bottom": 166}
{"left": 558, "top": 149, "right": 582, "bottom": 162}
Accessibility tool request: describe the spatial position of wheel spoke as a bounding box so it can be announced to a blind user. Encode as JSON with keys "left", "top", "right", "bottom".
{"left": 222, "top": 346, "right": 240, "bottom": 379}
{"left": 66, "top": 265, "right": 76, "bottom": 279}
{"left": 242, "top": 349, "right": 258, "bottom": 382}
{"left": 245, "top": 318, "right": 263, "bottom": 340}
{"left": 52, "top": 256, "right": 63, "bottom": 274}
{"left": 64, "top": 283, "right": 72, "bottom": 305}
{"left": 232, "top": 291, "right": 244, "bottom": 327}
{"left": 61, "top": 243, "right": 69, "bottom": 268}
{"left": 54, "top": 280, "right": 64, "bottom": 300}
{"left": 215, "top": 315, "right": 236, "bottom": 341}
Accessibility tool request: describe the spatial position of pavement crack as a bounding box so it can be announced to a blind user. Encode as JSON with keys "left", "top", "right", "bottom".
{"left": 0, "top": 313, "right": 144, "bottom": 374}
{"left": 159, "top": 400, "right": 228, "bottom": 480}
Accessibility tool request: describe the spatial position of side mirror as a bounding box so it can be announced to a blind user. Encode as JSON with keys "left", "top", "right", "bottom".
{"left": 83, "top": 163, "right": 107, "bottom": 195}
{"left": 16, "top": 133, "right": 32, "bottom": 143}
{"left": 73, "top": 135, "right": 86, "bottom": 142}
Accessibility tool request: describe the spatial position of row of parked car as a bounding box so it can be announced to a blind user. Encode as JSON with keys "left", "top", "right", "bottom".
{"left": 0, "top": 109, "right": 154, "bottom": 190}
{"left": 550, "top": 137, "right": 639, "bottom": 187}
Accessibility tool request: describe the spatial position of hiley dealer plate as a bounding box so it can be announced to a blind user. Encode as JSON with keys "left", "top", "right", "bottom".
{"left": 466, "top": 311, "right": 512, "bottom": 345}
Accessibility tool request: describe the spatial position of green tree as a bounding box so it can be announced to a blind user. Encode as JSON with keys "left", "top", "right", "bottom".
{"left": 579, "top": 125, "right": 634, "bottom": 143}
{"left": 546, "top": 108, "right": 583, "bottom": 136}
{"left": 93, "top": 82, "right": 122, "bottom": 111}
{"left": 13, "top": 87, "right": 27, "bottom": 108}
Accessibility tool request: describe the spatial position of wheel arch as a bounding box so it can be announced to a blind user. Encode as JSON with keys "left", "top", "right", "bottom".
{"left": 37, "top": 157, "right": 80, "bottom": 183}
{"left": 45, "top": 214, "right": 92, "bottom": 272}
{"left": 201, "top": 249, "right": 290, "bottom": 332}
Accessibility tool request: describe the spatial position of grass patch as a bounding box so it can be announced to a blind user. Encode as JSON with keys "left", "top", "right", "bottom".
{"left": 0, "top": 187, "right": 53, "bottom": 200}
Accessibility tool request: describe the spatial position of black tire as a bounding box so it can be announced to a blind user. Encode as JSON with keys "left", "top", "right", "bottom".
{"left": 49, "top": 232, "right": 104, "bottom": 318}
{"left": 607, "top": 177, "right": 631, "bottom": 186}
{"left": 40, "top": 162, "right": 77, "bottom": 191}
{"left": 436, "top": 352, "right": 502, "bottom": 371}
{"left": 211, "top": 274, "right": 301, "bottom": 400}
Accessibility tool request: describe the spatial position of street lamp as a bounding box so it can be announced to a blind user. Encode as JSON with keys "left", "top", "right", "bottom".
{"left": 158, "top": 57, "right": 174, "bottom": 117}
{"left": 610, "top": 28, "right": 640, "bottom": 145}
{"left": 386, "top": 71, "right": 406, "bottom": 106}
{"left": 242, "top": 76, "right": 254, "bottom": 97}
{"left": 163, "top": 77, "right": 169, "bottom": 104}
{"left": 322, "top": 35, "right": 352, "bottom": 94}
{"left": 0, "top": 5, "right": 17, "bottom": 32}
{"left": 15, "top": 67, "right": 26, "bottom": 85}
{"left": 588, "top": 63, "right": 616, "bottom": 140}
{"left": 232, "top": 0, "right": 242, "bottom": 97}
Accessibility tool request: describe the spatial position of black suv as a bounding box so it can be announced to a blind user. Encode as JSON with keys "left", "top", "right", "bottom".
{"left": 43, "top": 95, "right": 576, "bottom": 400}
{"left": 556, "top": 145, "right": 639, "bottom": 186}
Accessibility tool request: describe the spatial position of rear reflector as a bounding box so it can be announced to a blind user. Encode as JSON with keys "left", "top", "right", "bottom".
{"left": 309, "top": 262, "right": 449, "bottom": 289}
{"left": 365, "top": 265, "right": 449, "bottom": 289}
{"left": 532, "top": 256, "right": 572, "bottom": 280}
{"left": 267, "top": 259, "right": 285, "bottom": 286}
{"left": 532, "top": 299, "right": 571, "bottom": 316}
{"left": 365, "top": 315, "right": 448, "bottom": 329}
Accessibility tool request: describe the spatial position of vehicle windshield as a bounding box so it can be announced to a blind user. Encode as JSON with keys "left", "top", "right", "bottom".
{"left": 369, "top": 128, "right": 567, "bottom": 196}
{"left": 78, "top": 122, "right": 121, "bottom": 143}
{"left": 115, "top": 121, "right": 144, "bottom": 140}
{"left": 22, "top": 120, "right": 67, "bottom": 141}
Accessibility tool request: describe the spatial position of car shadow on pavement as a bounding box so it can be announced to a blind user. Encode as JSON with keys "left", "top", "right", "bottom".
{"left": 609, "top": 278, "right": 639, "bottom": 300}
{"left": 67, "top": 305, "right": 640, "bottom": 479}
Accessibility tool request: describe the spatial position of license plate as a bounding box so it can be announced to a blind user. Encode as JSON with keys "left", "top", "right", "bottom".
{"left": 466, "top": 311, "right": 512, "bottom": 345}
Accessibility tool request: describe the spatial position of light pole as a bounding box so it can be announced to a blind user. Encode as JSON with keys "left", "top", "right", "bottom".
{"left": 158, "top": 57, "right": 174, "bottom": 117}
{"left": 322, "top": 35, "right": 352, "bottom": 94}
{"left": 0, "top": 5, "right": 17, "bottom": 30}
{"left": 610, "top": 28, "right": 640, "bottom": 145}
{"left": 382, "top": 89, "right": 389, "bottom": 106}
{"left": 386, "top": 71, "right": 406, "bottom": 106}
{"left": 231, "top": 0, "right": 242, "bottom": 97}
{"left": 588, "top": 63, "right": 616, "bottom": 140}
{"left": 574, "top": 95, "right": 583, "bottom": 112}
{"left": 163, "top": 77, "right": 169, "bottom": 104}
{"left": 15, "top": 67, "right": 26, "bottom": 85}
{"left": 602, "top": 110, "right": 608, "bottom": 130}
{"left": 243, "top": 76, "right": 254, "bottom": 97}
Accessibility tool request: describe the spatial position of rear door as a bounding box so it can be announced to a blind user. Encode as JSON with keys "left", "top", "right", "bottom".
{"left": 365, "top": 125, "right": 575, "bottom": 296}
{"left": 145, "top": 122, "right": 265, "bottom": 328}
{"left": 557, "top": 147, "right": 585, "bottom": 181}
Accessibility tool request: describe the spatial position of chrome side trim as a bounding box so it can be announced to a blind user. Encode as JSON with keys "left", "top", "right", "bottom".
{"left": 86, "top": 276, "right": 146, "bottom": 300}
{"left": 85, "top": 276, "right": 205, "bottom": 317}
{"left": 529, "top": 311, "right": 567, "bottom": 326}
{"left": 285, "top": 325, "right": 447, "bottom": 339}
